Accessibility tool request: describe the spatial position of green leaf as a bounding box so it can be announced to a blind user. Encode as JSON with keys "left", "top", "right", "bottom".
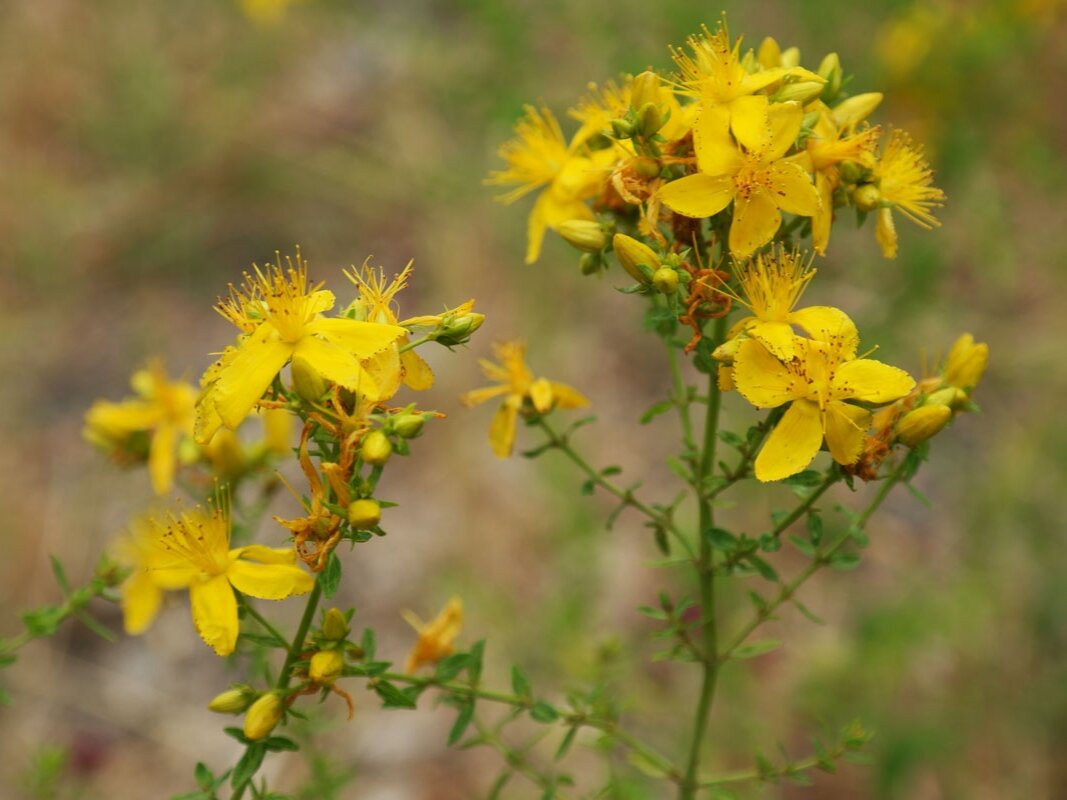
{"left": 21, "top": 606, "right": 63, "bottom": 637}
{"left": 747, "top": 555, "right": 779, "bottom": 581}
{"left": 529, "top": 700, "right": 559, "bottom": 723}
{"left": 806, "top": 511, "right": 824, "bottom": 546}
{"left": 637, "top": 605, "right": 668, "bottom": 621}
{"left": 792, "top": 600, "right": 825, "bottom": 625}
{"left": 705, "top": 527, "right": 737, "bottom": 552}
{"left": 447, "top": 701, "right": 474, "bottom": 746}
{"left": 373, "top": 681, "right": 418, "bottom": 709}
{"left": 555, "top": 725, "right": 579, "bottom": 761}
{"left": 360, "top": 628, "right": 376, "bottom": 661}
{"left": 639, "top": 399, "right": 674, "bottom": 425}
{"left": 783, "top": 469, "right": 824, "bottom": 488}
{"left": 487, "top": 770, "right": 512, "bottom": 800}
{"left": 653, "top": 526, "right": 670, "bottom": 556}
{"left": 601, "top": 465, "right": 622, "bottom": 477}
{"left": 829, "top": 552, "right": 861, "bottom": 571}
{"left": 434, "top": 653, "right": 469, "bottom": 683}
{"left": 74, "top": 610, "right": 117, "bottom": 642}
{"left": 788, "top": 534, "right": 816, "bottom": 557}
{"left": 510, "top": 666, "right": 532, "bottom": 701}
{"left": 49, "top": 556, "right": 71, "bottom": 595}
{"left": 467, "top": 640, "right": 486, "bottom": 685}
{"left": 627, "top": 749, "right": 669, "bottom": 779}
{"left": 223, "top": 727, "right": 253, "bottom": 745}
{"left": 732, "top": 640, "right": 782, "bottom": 660}
{"left": 717, "top": 430, "right": 743, "bottom": 448}
{"left": 231, "top": 743, "right": 266, "bottom": 788}
{"left": 320, "top": 553, "right": 342, "bottom": 599}
{"left": 263, "top": 736, "right": 299, "bottom": 752}
{"left": 194, "top": 762, "right": 214, "bottom": 789}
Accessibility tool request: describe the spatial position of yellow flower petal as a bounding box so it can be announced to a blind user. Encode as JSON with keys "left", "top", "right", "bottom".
{"left": 876, "top": 207, "right": 898, "bottom": 259}
{"left": 811, "top": 171, "right": 833, "bottom": 255}
{"left": 227, "top": 559, "right": 314, "bottom": 601}
{"left": 659, "top": 173, "right": 735, "bottom": 219}
{"left": 121, "top": 571, "right": 164, "bottom": 636}
{"left": 148, "top": 424, "right": 178, "bottom": 496}
{"left": 729, "top": 191, "right": 781, "bottom": 258}
{"left": 489, "top": 398, "right": 520, "bottom": 457}
{"left": 212, "top": 329, "right": 294, "bottom": 430}
{"left": 729, "top": 95, "right": 771, "bottom": 154}
{"left": 764, "top": 101, "right": 804, "bottom": 161}
{"left": 692, "top": 104, "right": 737, "bottom": 175}
{"left": 233, "top": 545, "right": 298, "bottom": 565}
{"left": 548, "top": 381, "right": 589, "bottom": 409}
{"left": 769, "top": 162, "right": 820, "bottom": 216}
{"left": 823, "top": 401, "right": 871, "bottom": 466}
{"left": 832, "top": 359, "right": 915, "bottom": 403}
{"left": 460, "top": 385, "right": 511, "bottom": 408}
{"left": 190, "top": 575, "right": 239, "bottom": 656}
{"left": 292, "top": 336, "right": 382, "bottom": 399}
{"left": 733, "top": 339, "right": 797, "bottom": 408}
{"left": 747, "top": 319, "right": 796, "bottom": 360}
{"left": 401, "top": 349, "right": 435, "bottom": 391}
{"left": 306, "top": 317, "right": 406, "bottom": 359}
{"left": 788, "top": 306, "right": 858, "bottom": 356}
{"left": 755, "top": 399, "right": 824, "bottom": 482}
{"left": 529, "top": 377, "right": 554, "bottom": 413}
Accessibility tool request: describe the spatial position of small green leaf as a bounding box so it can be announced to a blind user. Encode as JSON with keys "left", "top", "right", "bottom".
{"left": 447, "top": 701, "right": 474, "bottom": 746}
{"left": 640, "top": 400, "right": 674, "bottom": 424}
{"left": 717, "top": 430, "right": 743, "bottom": 447}
{"left": 74, "top": 610, "right": 117, "bottom": 642}
{"left": 637, "top": 605, "right": 668, "bottom": 621}
{"left": 360, "top": 628, "right": 376, "bottom": 660}
{"left": 792, "top": 600, "right": 824, "bottom": 625}
{"left": 806, "top": 511, "right": 824, "bottom": 546}
{"left": 747, "top": 555, "right": 779, "bottom": 581}
{"left": 373, "top": 681, "right": 417, "bottom": 709}
{"left": 732, "top": 640, "right": 782, "bottom": 660}
{"left": 487, "top": 770, "right": 512, "bottom": 799}
{"left": 194, "top": 762, "right": 214, "bottom": 789}
{"left": 434, "top": 653, "right": 469, "bottom": 683}
{"left": 49, "top": 556, "right": 71, "bottom": 594}
{"left": 705, "top": 527, "right": 737, "bottom": 551}
{"left": 627, "top": 750, "right": 669, "bottom": 779}
{"left": 510, "top": 666, "right": 532, "bottom": 700}
{"left": 529, "top": 700, "right": 559, "bottom": 723}
{"left": 829, "top": 552, "right": 861, "bottom": 571}
{"left": 320, "top": 553, "right": 342, "bottom": 599}
{"left": 231, "top": 743, "right": 266, "bottom": 788}
{"left": 467, "top": 640, "right": 486, "bottom": 685}
{"left": 263, "top": 736, "right": 299, "bottom": 752}
{"left": 555, "top": 725, "right": 579, "bottom": 761}
{"left": 788, "top": 534, "right": 816, "bottom": 557}
{"left": 601, "top": 465, "right": 622, "bottom": 477}
{"left": 21, "top": 606, "right": 63, "bottom": 637}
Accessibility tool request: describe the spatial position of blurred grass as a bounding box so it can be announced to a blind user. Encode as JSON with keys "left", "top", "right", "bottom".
{"left": 1, "top": 0, "right": 1065, "bottom": 798}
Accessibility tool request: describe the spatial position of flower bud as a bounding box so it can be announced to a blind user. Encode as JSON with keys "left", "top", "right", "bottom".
{"left": 897, "top": 404, "right": 952, "bottom": 447}
{"left": 652, "top": 267, "right": 679, "bottom": 294}
{"left": 780, "top": 46, "right": 801, "bottom": 68}
{"left": 361, "top": 430, "right": 392, "bottom": 465}
{"left": 838, "top": 160, "right": 865, "bottom": 185}
{"left": 347, "top": 498, "right": 381, "bottom": 529}
{"left": 392, "top": 413, "right": 425, "bottom": 439}
{"left": 944, "top": 333, "right": 988, "bottom": 392}
{"left": 208, "top": 685, "right": 256, "bottom": 714}
{"left": 773, "top": 80, "right": 825, "bottom": 104}
{"left": 832, "top": 93, "right": 883, "bottom": 129}
{"left": 852, "top": 183, "right": 881, "bottom": 211}
{"left": 712, "top": 336, "right": 742, "bottom": 363}
{"left": 633, "top": 156, "right": 661, "bottom": 179}
{"left": 309, "top": 650, "right": 345, "bottom": 685}
{"left": 434, "top": 312, "right": 485, "bottom": 347}
{"left": 291, "top": 355, "right": 327, "bottom": 402}
{"left": 557, "top": 220, "right": 607, "bottom": 253}
{"left": 630, "top": 70, "right": 661, "bottom": 111}
{"left": 611, "top": 118, "right": 635, "bottom": 139}
{"left": 612, "top": 233, "right": 658, "bottom": 284}
{"left": 322, "top": 608, "right": 349, "bottom": 641}
{"left": 817, "top": 52, "right": 843, "bottom": 102}
{"left": 243, "top": 692, "right": 283, "bottom": 740}
{"left": 924, "top": 387, "right": 963, "bottom": 408}
{"left": 757, "top": 36, "right": 782, "bottom": 68}
{"left": 636, "top": 102, "right": 663, "bottom": 137}
{"left": 579, "top": 252, "right": 602, "bottom": 275}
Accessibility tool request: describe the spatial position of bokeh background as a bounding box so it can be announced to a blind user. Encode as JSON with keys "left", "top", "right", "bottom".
{"left": 1, "top": 0, "right": 1065, "bottom": 797}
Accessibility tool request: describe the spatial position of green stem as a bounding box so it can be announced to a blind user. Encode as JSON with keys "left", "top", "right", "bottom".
{"left": 680, "top": 316, "right": 728, "bottom": 800}
{"left": 719, "top": 464, "right": 906, "bottom": 662}
{"left": 398, "top": 334, "right": 433, "bottom": 353}
{"left": 238, "top": 597, "right": 290, "bottom": 650}
{"left": 665, "top": 324, "right": 697, "bottom": 459}
{"left": 536, "top": 418, "right": 694, "bottom": 558}
{"left": 231, "top": 578, "right": 325, "bottom": 800}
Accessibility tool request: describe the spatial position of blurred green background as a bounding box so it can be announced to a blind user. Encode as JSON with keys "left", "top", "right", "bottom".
{"left": 1, "top": 0, "right": 1065, "bottom": 797}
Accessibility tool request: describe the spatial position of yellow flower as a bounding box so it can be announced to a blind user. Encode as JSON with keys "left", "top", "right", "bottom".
{"left": 403, "top": 596, "right": 463, "bottom": 674}
{"left": 733, "top": 325, "right": 915, "bottom": 481}
{"left": 132, "top": 500, "right": 314, "bottom": 656}
{"left": 656, "top": 96, "right": 820, "bottom": 258}
{"left": 195, "top": 251, "right": 405, "bottom": 443}
{"left": 671, "top": 20, "right": 821, "bottom": 114}
{"left": 870, "top": 130, "right": 945, "bottom": 258}
{"left": 237, "top": 0, "right": 304, "bottom": 25}
{"left": 113, "top": 515, "right": 186, "bottom": 636}
{"left": 486, "top": 105, "right": 611, "bottom": 264}
{"left": 460, "top": 341, "right": 589, "bottom": 457}
{"left": 84, "top": 360, "right": 197, "bottom": 495}
{"left": 943, "top": 333, "right": 988, "bottom": 392}
{"left": 726, "top": 247, "right": 856, "bottom": 360}
{"left": 343, "top": 259, "right": 434, "bottom": 400}
{"left": 801, "top": 98, "right": 881, "bottom": 254}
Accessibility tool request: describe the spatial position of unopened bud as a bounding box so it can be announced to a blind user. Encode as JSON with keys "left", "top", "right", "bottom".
{"left": 636, "top": 102, "right": 663, "bottom": 137}
{"left": 392, "top": 413, "right": 425, "bottom": 439}
{"left": 434, "top": 312, "right": 485, "bottom": 347}
{"left": 652, "top": 267, "right": 679, "bottom": 294}
{"left": 630, "top": 70, "right": 661, "bottom": 111}
{"left": 832, "top": 93, "right": 883, "bottom": 130}
{"left": 309, "top": 650, "right": 345, "bottom": 685}
{"left": 612, "top": 233, "right": 658, "bottom": 284}
{"left": 243, "top": 692, "right": 283, "bottom": 740}
{"left": 208, "top": 685, "right": 256, "bottom": 714}
{"left": 291, "top": 355, "right": 327, "bottom": 402}
{"left": 611, "top": 118, "right": 635, "bottom": 139}
{"left": 773, "top": 80, "right": 825, "bottom": 104}
{"left": 557, "top": 220, "right": 607, "bottom": 253}
{"left": 633, "top": 156, "right": 661, "bottom": 179}
{"left": 712, "top": 336, "right": 742, "bottom": 363}
{"left": 347, "top": 499, "right": 381, "bottom": 530}
{"left": 579, "top": 252, "right": 602, "bottom": 275}
{"left": 852, "top": 184, "right": 881, "bottom": 211}
{"left": 944, "top": 333, "right": 988, "bottom": 391}
{"left": 897, "top": 404, "right": 952, "bottom": 447}
{"left": 322, "top": 608, "right": 349, "bottom": 642}
{"left": 757, "top": 36, "right": 782, "bottom": 68}
{"left": 780, "top": 46, "right": 801, "bottom": 68}
{"left": 838, "top": 161, "right": 865, "bottom": 184}
{"left": 817, "top": 52, "right": 842, "bottom": 102}
{"left": 361, "top": 430, "right": 392, "bottom": 465}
